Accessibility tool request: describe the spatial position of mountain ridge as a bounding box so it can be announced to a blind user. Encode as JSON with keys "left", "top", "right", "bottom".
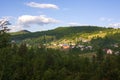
{"left": 11, "top": 26, "right": 120, "bottom": 46}
{"left": 11, "top": 26, "right": 106, "bottom": 40}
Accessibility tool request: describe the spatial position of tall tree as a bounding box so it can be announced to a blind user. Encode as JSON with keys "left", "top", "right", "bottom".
{"left": 0, "top": 19, "right": 11, "bottom": 48}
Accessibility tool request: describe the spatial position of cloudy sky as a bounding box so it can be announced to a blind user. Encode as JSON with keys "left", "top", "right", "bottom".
{"left": 0, "top": 0, "right": 120, "bottom": 32}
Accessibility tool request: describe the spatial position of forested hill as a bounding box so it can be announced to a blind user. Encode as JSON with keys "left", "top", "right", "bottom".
{"left": 11, "top": 30, "right": 31, "bottom": 35}
{"left": 11, "top": 26, "right": 106, "bottom": 41}
{"left": 10, "top": 26, "right": 120, "bottom": 46}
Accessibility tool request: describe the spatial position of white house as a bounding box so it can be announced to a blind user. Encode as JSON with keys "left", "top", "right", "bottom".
{"left": 106, "top": 49, "right": 113, "bottom": 54}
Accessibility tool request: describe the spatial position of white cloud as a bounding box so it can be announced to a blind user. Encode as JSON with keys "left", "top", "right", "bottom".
{"left": 108, "top": 23, "right": 120, "bottom": 28}
{"left": 9, "top": 15, "right": 60, "bottom": 32}
{"left": 100, "top": 17, "right": 112, "bottom": 22}
{"left": 26, "top": 2, "right": 59, "bottom": 9}
{"left": 18, "top": 15, "right": 59, "bottom": 27}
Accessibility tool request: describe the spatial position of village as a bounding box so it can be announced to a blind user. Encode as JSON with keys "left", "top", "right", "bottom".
{"left": 38, "top": 39, "right": 120, "bottom": 55}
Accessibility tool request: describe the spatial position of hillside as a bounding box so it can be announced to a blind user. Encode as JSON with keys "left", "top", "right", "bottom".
{"left": 11, "top": 26, "right": 120, "bottom": 48}
{"left": 11, "top": 26, "right": 106, "bottom": 41}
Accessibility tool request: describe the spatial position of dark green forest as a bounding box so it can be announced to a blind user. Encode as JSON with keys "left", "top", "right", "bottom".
{"left": 1, "top": 21, "right": 120, "bottom": 80}
{"left": 0, "top": 45, "right": 120, "bottom": 80}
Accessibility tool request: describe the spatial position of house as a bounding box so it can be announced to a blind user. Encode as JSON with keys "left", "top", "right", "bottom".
{"left": 114, "top": 51, "right": 120, "bottom": 55}
{"left": 61, "top": 44, "right": 70, "bottom": 49}
{"left": 85, "top": 46, "right": 93, "bottom": 50}
{"left": 113, "top": 44, "right": 119, "bottom": 48}
{"left": 80, "top": 47, "right": 84, "bottom": 51}
{"left": 106, "top": 49, "right": 113, "bottom": 54}
{"left": 77, "top": 45, "right": 84, "bottom": 48}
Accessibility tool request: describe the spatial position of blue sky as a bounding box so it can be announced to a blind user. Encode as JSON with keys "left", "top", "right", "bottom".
{"left": 0, "top": 0, "right": 120, "bottom": 32}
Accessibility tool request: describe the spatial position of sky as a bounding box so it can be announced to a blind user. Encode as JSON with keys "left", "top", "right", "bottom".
{"left": 0, "top": 0, "right": 120, "bottom": 32}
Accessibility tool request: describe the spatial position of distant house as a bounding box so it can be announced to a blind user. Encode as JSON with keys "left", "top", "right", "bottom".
{"left": 77, "top": 45, "right": 84, "bottom": 48}
{"left": 114, "top": 51, "right": 120, "bottom": 55}
{"left": 106, "top": 49, "right": 113, "bottom": 54}
{"left": 85, "top": 46, "right": 93, "bottom": 50}
{"left": 82, "top": 40, "right": 89, "bottom": 43}
{"left": 88, "top": 46, "right": 93, "bottom": 50}
{"left": 113, "top": 44, "right": 119, "bottom": 48}
{"left": 58, "top": 44, "right": 63, "bottom": 47}
{"left": 61, "top": 44, "right": 70, "bottom": 49}
{"left": 80, "top": 47, "right": 84, "bottom": 51}
{"left": 53, "top": 43, "right": 57, "bottom": 46}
